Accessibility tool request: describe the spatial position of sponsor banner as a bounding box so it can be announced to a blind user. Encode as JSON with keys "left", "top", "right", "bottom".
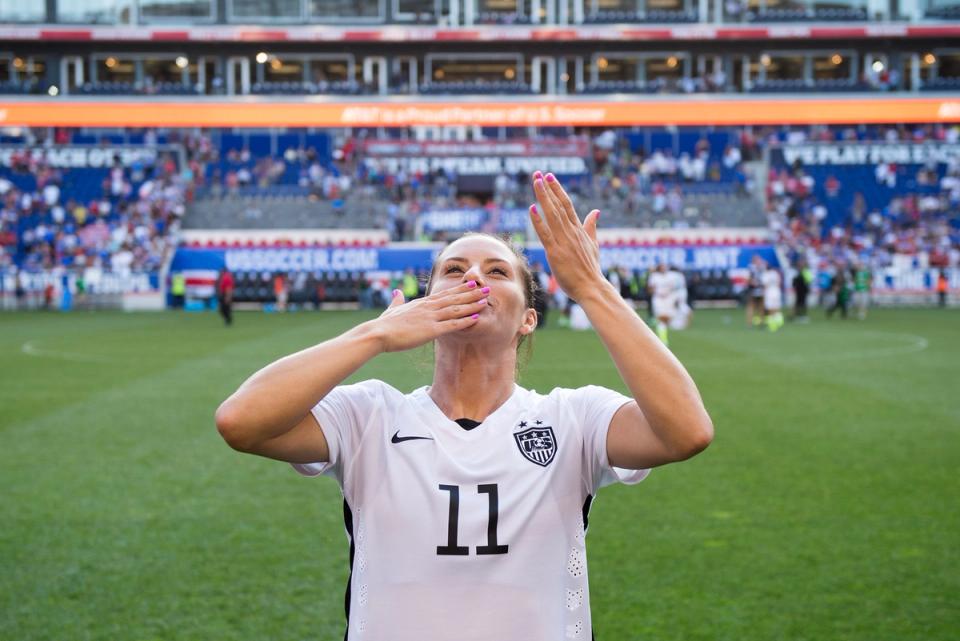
{"left": 365, "top": 155, "right": 588, "bottom": 176}
{"left": 2, "top": 97, "right": 958, "bottom": 128}
{"left": 595, "top": 245, "right": 778, "bottom": 271}
{"left": 776, "top": 142, "right": 960, "bottom": 167}
{"left": 421, "top": 208, "right": 528, "bottom": 232}
{"left": 171, "top": 246, "right": 440, "bottom": 274}
{"left": 873, "top": 267, "right": 959, "bottom": 291}
{"left": 0, "top": 145, "right": 161, "bottom": 169}
{"left": 361, "top": 139, "right": 590, "bottom": 157}
{"left": 1, "top": 269, "right": 159, "bottom": 294}
{"left": 170, "top": 244, "right": 779, "bottom": 275}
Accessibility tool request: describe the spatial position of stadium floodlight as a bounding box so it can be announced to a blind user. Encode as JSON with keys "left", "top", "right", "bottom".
{"left": 47, "top": 86, "right": 58, "bottom": 96}
{"left": 872, "top": 60, "right": 885, "bottom": 73}
{"left": 175, "top": 56, "right": 189, "bottom": 69}
{"left": 255, "top": 52, "right": 269, "bottom": 64}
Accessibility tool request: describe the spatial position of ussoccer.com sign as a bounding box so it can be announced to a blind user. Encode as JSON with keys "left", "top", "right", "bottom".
{"left": 224, "top": 248, "right": 380, "bottom": 273}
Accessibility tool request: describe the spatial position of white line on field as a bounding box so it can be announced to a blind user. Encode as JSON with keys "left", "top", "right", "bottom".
{"left": 777, "top": 330, "right": 929, "bottom": 365}
{"left": 20, "top": 340, "right": 116, "bottom": 364}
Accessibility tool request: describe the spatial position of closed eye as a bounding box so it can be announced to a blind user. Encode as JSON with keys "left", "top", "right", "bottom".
{"left": 444, "top": 265, "right": 464, "bottom": 274}
{"left": 489, "top": 268, "right": 508, "bottom": 276}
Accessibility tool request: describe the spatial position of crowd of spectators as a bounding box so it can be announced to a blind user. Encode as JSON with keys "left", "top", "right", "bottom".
{"left": 0, "top": 129, "right": 203, "bottom": 277}
{"left": 5, "top": 123, "right": 958, "bottom": 284}
{"left": 764, "top": 124, "right": 960, "bottom": 277}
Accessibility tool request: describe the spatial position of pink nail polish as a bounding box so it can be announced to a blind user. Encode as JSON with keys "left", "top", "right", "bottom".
{"left": 545, "top": 173, "right": 556, "bottom": 183}
{"left": 467, "top": 280, "right": 477, "bottom": 288}
{"left": 535, "top": 178, "right": 543, "bottom": 187}
{"left": 471, "top": 313, "right": 479, "bottom": 319}
{"left": 393, "top": 289, "right": 401, "bottom": 296}
{"left": 481, "top": 286, "right": 490, "bottom": 294}
{"left": 478, "top": 298, "right": 487, "bottom": 305}
{"left": 529, "top": 204, "right": 537, "bottom": 214}
{"left": 596, "top": 211, "right": 601, "bottom": 219}
{"left": 533, "top": 171, "right": 543, "bottom": 180}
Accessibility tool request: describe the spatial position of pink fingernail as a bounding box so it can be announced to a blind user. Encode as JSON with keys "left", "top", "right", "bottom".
{"left": 529, "top": 204, "right": 537, "bottom": 214}
{"left": 393, "top": 289, "right": 401, "bottom": 296}
{"left": 481, "top": 286, "right": 490, "bottom": 294}
{"left": 533, "top": 171, "right": 543, "bottom": 180}
{"left": 478, "top": 298, "right": 487, "bottom": 305}
{"left": 535, "top": 178, "right": 543, "bottom": 187}
{"left": 545, "top": 173, "right": 556, "bottom": 183}
{"left": 596, "top": 210, "right": 601, "bottom": 219}
{"left": 471, "top": 313, "right": 479, "bottom": 319}
{"left": 467, "top": 280, "right": 477, "bottom": 288}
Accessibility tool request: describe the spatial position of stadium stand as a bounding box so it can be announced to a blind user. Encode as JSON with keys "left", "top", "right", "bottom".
{"left": 0, "top": 133, "right": 195, "bottom": 275}
{"left": 764, "top": 124, "right": 960, "bottom": 280}
{"left": 1, "top": 0, "right": 958, "bottom": 310}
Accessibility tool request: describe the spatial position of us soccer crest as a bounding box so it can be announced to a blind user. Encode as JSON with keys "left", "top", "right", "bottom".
{"left": 514, "top": 423, "right": 557, "bottom": 467}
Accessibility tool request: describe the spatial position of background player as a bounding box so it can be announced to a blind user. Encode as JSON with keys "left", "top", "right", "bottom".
{"left": 669, "top": 265, "right": 692, "bottom": 331}
{"left": 647, "top": 263, "right": 675, "bottom": 345}
{"left": 761, "top": 260, "right": 784, "bottom": 332}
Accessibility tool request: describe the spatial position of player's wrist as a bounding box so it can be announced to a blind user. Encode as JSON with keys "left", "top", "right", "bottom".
{"left": 352, "top": 319, "right": 390, "bottom": 357}
{"left": 571, "top": 277, "right": 619, "bottom": 306}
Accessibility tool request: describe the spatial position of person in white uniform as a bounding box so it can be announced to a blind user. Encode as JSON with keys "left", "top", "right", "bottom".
{"left": 761, "top": 261, "right": 784, "bottom": 332}
{"left": 215, "top": 171, "right": 714, "bottom": 641}
{"left": 668, "top": 266, "right": 692, "bottom": 330}
{"left": 647, "top": 263, "right": 675, "bottom": 344}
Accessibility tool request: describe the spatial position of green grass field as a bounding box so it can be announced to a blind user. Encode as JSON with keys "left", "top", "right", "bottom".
{"left": 1, "top": 307, "right": 957, "bottom": 641}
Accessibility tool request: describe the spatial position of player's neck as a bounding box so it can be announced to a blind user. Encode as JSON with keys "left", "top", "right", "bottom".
{"left": 430, "top": 345, "right": 517, "bottom": 422}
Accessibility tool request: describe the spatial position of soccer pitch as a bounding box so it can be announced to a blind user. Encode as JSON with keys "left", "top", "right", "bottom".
{"left": 1, "top": 307, "right": 957, "bottom": 641}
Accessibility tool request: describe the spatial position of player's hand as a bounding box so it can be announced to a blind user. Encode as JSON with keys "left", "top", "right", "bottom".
{"left": 529, "top": 171, "right": 604, "bottom": 302}
{"left": 371, "top": 280, "right": 488, "bottom": 353}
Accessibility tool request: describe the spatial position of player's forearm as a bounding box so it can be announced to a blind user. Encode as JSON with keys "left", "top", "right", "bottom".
{"left": 578, "top": 280, "right": 713, "bottom": 456}
{"left": 215, "top": 320, "right": 383, "bottom": 446}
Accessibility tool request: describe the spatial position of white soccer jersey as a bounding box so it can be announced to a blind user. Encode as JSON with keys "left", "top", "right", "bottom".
{"left": 669, "top": 271, "right": 688, "bottom": 304}
{"left": 648, "top": 270, "right": 672, "bottom": 299}
{"left": 762, "top": 269, "right": 782, "bottom": 309}
{"left": 292, "top": 381, "right": 650, "bottom": 641}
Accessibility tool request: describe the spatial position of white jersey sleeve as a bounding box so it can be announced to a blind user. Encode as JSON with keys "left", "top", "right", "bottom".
{"left": 290, "top": 379, "right": 390, "bottom": 483}
{"left": 564, "top": 385, "right": 651, "bottom": 493}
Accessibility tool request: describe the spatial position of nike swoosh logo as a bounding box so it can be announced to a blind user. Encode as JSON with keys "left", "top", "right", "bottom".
{"left": 391, "top": 430, "right": 434, "bottom": 444}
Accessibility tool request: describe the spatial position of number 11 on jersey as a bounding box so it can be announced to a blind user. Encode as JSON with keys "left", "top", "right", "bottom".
{"left": 437, "top": 483, "right": 509, "bottom": 556}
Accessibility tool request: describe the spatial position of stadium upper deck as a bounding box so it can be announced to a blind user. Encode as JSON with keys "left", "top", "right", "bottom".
{"left": 0, "top": 0, "right": 959, "bottom": 104}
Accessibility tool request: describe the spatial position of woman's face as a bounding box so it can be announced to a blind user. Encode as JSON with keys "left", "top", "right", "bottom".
{"left": 430, "top": 235, "right": 536, "bottom": 344}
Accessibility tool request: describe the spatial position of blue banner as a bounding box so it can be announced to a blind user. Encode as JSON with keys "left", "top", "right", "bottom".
{"left": 420, "top": 208, "right": 529, "bottom": 233}
{"left": 171, "top": 244, "right": 778, "bottom": 274}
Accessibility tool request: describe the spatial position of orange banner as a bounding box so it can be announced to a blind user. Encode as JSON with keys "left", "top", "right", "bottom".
{"left": 1, "top": 97, "right": 958, "bottom": 127}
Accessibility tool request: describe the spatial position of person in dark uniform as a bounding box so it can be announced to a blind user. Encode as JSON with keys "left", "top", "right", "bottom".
{"left": 792, "top": 258, "right": 811, "bottom": 322}
{"left": 217, "top": 268, "right": 235, "bottom": 326}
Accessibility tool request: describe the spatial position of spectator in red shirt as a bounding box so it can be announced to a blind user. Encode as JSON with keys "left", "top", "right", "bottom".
{"left": 217, "top": 268, "right": 235, "bottom": 326}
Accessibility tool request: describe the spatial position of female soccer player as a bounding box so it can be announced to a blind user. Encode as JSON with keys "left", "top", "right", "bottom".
{"left": 215, "top": 171, "right": 714, "bottom": 641}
